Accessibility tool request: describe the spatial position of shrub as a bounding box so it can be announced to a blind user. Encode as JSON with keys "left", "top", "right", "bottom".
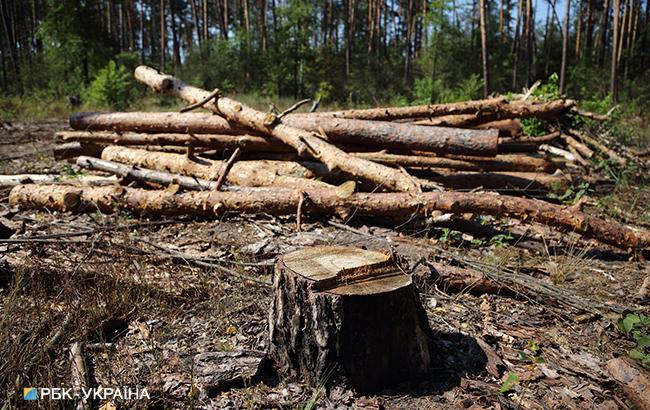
{"left": 85, "top": 60, "right": 134, "bottom": 110}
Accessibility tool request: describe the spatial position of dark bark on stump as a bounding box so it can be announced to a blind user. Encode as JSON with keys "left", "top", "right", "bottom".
{"left": 268, "top": 246, "right": 436, "bottom": 393}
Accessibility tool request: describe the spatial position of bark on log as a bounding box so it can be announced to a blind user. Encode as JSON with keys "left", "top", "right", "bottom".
{"left": 9, "top": 185, "right": 650, "bottom": 251}
{"left": 562, "top": 134, "right": 594, "bottom": 159}
{"left": 133, "top": 66, "right": 420, "bottom": 192}
{"left": 304, "top": 97, "right": 575, "bottom": 121}
{"left": 499, "top": 131, "right": 561, "bottom": 153}
{"left": 475, "top": 119, "right": 522, "bottom": 138}
{"left": 279, "top": 114, "right": 499, "bottom": 156}
{"left": 424, "top": 170, "right": 568, "bottom": 190}
{"left": 350, "top": 152, "right": 562, "bottom": 173}
{"left": 269, "top": 246, "right": 435, "bottom": 392}
{"left": 0, "top": 174, "right": 118, "bottom": 187}
{"left": 101, "top": 146, "right": 334, "bottom": 190}
{"left": 69, "top": 111, "right": 499, "bottom": 157}
{"left": 57, "top": 130, "right": 289, "bottom": 152}
{"left": 69, "top": 111, "right": 250, "bottom": 135}
{"left": 569, "top": 129, "right": 627, "bottom": 167}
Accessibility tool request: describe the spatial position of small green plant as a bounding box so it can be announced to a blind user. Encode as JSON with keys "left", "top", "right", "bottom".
{"left": 471, "top": 238, "right": 486, "bottom": 247}
{"left": 490, "top": 233, "right": 513, "bottom": 247}
{"left": 499, "top": 372, "right": 520, "bottom": 394}
{"left": 617, "top": 312, "right": 650, "bottom": 369}
{"left": 548, "top": 182, "right": 591, "bottom": 205}
{"left": 517, "top": 340, "right": 545, "bottom": 364}
{"left": 61, "top": 164, "right": 85, "bottom": 178}
{"left": 85, "top": 60, "right": 134, "bottom": 110}
{"left": 438, "top": 228, "right": 460, "bottom": 244}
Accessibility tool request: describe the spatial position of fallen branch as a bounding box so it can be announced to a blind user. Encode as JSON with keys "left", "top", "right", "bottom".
{"left": 569, "top": 129, "right": 627, "bottom": 167}
{"left": 213, "top": 148, "right": 241, "bottom": 190}
{"left": 304, "top": 97, "right": 575, "bottom": 121}
{"left": 562, "top": 134, "right": 594, "bottom": 159}
{"left": 9, "top": 185, "right": 650, "bottom": 251}
{"left": 76, "top": 156, "right": 223, "bottom": 191}
{"left": 134, "top": 66, "right": 420, "bottom": 192}
{"left": 0, "top": 174, "right": 118, "bottom": 187}
{"left": 425, "top": 262, "right": 517, "bottom": 296}
{"left": 102, "top": 146, "right": 334, "bottom": 190}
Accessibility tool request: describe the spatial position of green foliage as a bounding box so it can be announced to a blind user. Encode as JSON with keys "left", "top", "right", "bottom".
{"left": 520, "top": 74, "right": 561, "bottom": 135}
{"left": 438, "top": 228, "right": 461, "bottom": 244}
{"left": 85, "top": 61, "right": 134, "bottom": 110}
{"left": 548, "top": 182, "right": 592, "bottom": 205}
{"left": 413, "top": 74, "right": 484, "bottom": 104}
{"left": 617, "top": 312, "right": 650, "bottom": 369}
{"left": 490, "top": 234, "right": 513, "bottom": 247}
{"left": 517, "top": 341, "right": 545, "bottom": 364}
{"left": 499, "top": 373, "right": 520, "bottom": 394}
{"left": 532, "top": 73, "right": 561, "bottom": 101}
{"left": 521, "top": 118, "right": 549, "bottom": 136}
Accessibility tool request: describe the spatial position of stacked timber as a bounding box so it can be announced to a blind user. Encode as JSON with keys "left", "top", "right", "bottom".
{"left": 6, "top": 65, "right": 648, "bottom": 254}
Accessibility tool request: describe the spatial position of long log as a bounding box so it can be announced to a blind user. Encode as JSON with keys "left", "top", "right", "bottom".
{"left": 57, "top": 130, "right": 289, "bottom": 152}
{"left": 350, "top": 152, "right": 562, "bottom": 172}
{"left": 0, "top": 174, "right": 118, "bottom": 187}
{"left": 69, "top": 111, "right": 251, "bottom": 135}
{"left": 133, "top": 66, "right": 419, "bottom": 192}
{"left": 9, "top": 185, "right": 650, "bottom": 251}
{"left": 101, "top": 146, "right": 334, "bottom": 190}
{"left": 306, "top": 98, "right": 576, "bottom": 121}
{"left": 279, "top": 114, "right": 499, "bottom": 156}
{"left": 69, "top": 111, "right": 499, "bottom": 157}
{"left": 424, "top": 171, "right": 568, "bottom": 190}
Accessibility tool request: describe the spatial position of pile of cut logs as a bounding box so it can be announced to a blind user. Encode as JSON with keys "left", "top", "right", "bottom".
{"left": 7, "top": 66, "right": 649, "bottom": 253}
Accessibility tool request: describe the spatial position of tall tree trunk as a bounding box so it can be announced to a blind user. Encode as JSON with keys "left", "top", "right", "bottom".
{"left": 203, "top": 0, "right": 210, "bottom": 43}
{"left": 160, "top": 0, "right": 166, "bottom": 69}
{"left": 560, "top": 0, "right": 571, "bottom": 94}
{"left": 479, "top": 0, "right": 490, "bottom": 97}
{"left": 597, "top": 0, "right": 611, "bottom": 66}
{"left": 585, "top": 0, "right": 593, "bottom": 56}
{"left": 260, "top": 0, "right": 268, "bottom": 53}
{"left": 642, "top": 0, "right": 649, "bottom": 69}
{"left": 525, "top": 0, "right": 533, "bottom": 85}
{"left": 575, "top": 0, "right": 583, "bottom": 58}
{"left": 169, "top": 0, "right": 181, "bottom": 70}
{"left": 511, "top": 0, "right": 524, "bottom": 88}
{"left": 617, "top": 0, "right": 629, "bottom": 64}
{"left": 139, "top": 0, "right": 146, "bottom": 63}
{"left": 543, "top": 0, "right": 553, "bottom": 76}
{"left": 242, "top": 0, "right": 250, "bottom": 34}
{"left": 190, "top": 0, "right": 202, "bottom": 48}
{"left": 0, "top": 0, "right": 20, "bottom": 93}
{"left": 611, "top": 0, "right": 620, "bottom": 102}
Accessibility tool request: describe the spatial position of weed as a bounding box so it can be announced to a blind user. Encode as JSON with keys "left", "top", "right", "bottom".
{"left": 617, "top": 312, "right": 650, "bottom": 369}
{"left": 499, "top": 372, "right": 520, "bottom": 394}
{"left": 548, "top": 182, "right": 591, "bottom": 205}
{"left": 490, "top": 234, "right": 513, "bottom": 248}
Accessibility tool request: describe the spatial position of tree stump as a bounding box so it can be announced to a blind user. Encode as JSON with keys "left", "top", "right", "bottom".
{"left": 269, "top": 246, "right": 436, "bottom": 393}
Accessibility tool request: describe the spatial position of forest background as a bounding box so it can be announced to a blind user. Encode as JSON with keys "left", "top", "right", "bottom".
{"left": 0, "top": 0, "right": 648, "bottom": 146}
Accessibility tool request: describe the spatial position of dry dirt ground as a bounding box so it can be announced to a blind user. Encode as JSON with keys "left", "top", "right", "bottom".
{"left": 0, "top": 120, "right": 649, "bottom": 409}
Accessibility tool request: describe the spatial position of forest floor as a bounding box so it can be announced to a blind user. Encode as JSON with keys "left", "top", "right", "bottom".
{"left": 0, "top": 120, "right": 649, "bottom": 409}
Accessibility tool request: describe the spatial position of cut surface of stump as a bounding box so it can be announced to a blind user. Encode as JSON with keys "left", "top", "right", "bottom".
{"left": 269, "top": 246, "right": 435, "bottom": 393}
